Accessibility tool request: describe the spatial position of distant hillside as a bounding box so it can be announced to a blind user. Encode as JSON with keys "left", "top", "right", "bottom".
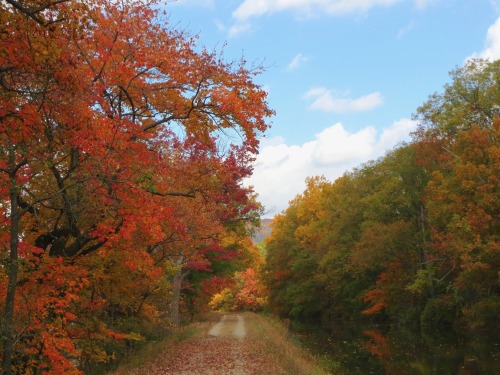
{"left": 252, "top": 218, "right": 273, "bottom": 244}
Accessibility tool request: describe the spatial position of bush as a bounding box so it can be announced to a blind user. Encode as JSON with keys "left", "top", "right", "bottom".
{"left": 420, "top": 296, "right": 456, "bottom": 326}
{"left": 462, "top": 296, "right": 500, "bottom": 329}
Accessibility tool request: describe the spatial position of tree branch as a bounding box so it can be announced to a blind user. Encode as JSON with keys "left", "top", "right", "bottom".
{"left": 4, "top": 0, "right": 71, "bottom": 26}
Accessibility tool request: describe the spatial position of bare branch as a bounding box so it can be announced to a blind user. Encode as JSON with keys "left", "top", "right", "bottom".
{"left": 149, "top": 190, "right": 196, "bottom": 199}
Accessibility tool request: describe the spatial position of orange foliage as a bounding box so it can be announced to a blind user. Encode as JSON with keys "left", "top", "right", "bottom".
{"left": 0, "top": 0, "right": 271, "bottom": 372}
{"left": 362, "top": 289, "right": 388, "bottom": 315}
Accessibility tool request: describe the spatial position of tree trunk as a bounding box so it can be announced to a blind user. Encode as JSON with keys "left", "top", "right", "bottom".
{"left": 169, "top": 256, "right": 189, "bottom": 326}
{"left": 170, "top": 267, "right": 183, "bottom": 326}
{"left": 1, "top": 145, "right": 21, "bottom": 375}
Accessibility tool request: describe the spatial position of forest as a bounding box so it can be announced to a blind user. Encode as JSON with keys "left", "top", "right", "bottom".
{"left": 1, "top": 0, "right": 499, "bottom": 374}
{"left": 0, "top": 0, "right": 270, "bottom": 374}
{"left": 264, "top": 59, "right": 499, "bottom": 330}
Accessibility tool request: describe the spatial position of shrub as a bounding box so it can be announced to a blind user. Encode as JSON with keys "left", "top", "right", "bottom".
{"left": 420, "top": 296, "right": 455, "bottom": 326}
{"left": 462, "top": 296, "right": 500, "bottom": 329}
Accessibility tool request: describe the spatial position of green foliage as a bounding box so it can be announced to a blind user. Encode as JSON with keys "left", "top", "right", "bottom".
{"left": 420, "top": 297, "right": 456, "bottom": 326}
{"left": 407, "top": 267, "right": 437, "bottom": 296}
{"left": 264, "top": 59, "right": 500, "bottom": 330}
{"left": 461, "top": 296, "right": 500, "bottom": 329}
{"left": 263, "top": 186, "right": 329, "bottom": 320}
{"left": 415, "top": 59, "right": 500, "bottom": 132}
{"left": 257, "top": 242, "right": 267, "bottom": 258}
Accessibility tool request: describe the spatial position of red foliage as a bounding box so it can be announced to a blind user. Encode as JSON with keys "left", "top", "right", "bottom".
{"left": 0, "top": 0, "right": 271, "bottom": 372}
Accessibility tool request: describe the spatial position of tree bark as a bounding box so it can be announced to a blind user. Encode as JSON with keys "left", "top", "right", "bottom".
{"left": 170, "top": 267, "right": 183, "bottom": 326}
{"left": 169, "top": 256, "right": 189, "bottom": 326}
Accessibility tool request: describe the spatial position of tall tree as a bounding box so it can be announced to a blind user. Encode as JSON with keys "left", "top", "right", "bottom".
{"left": 0, "top": 0, "right": 272, "bottom": 372}
{"left": 413, "top": 59, "right": 500, "bottom": 326}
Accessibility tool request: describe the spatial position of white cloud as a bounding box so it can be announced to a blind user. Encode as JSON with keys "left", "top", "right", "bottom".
{"left": 229, "top": 0, "right": 436, "bottom": 36}
{"left": 467, "top": 16, "right": 500, "bottom": 61}
{"left": 232, "top": 0, "right": 402, "bottom": 21}
{"left": 232, "top": 0, "right": 272, "bottom": 21}
{"left": 260, "top": 135, "right": 286, "bottom": 147}
{"left": 304, "top": 87, "right": 384, "bottom": 112}
{"left": 311, "top": 124, "right": 376, "bottom": 166}
{"left": 215, "top": 20, "right": 226, "bottom": 32}
{"left": 246, "top": 119, "right": 417, "bottom": 217}
{"left": 378, "top": 118, "right": 417, "bottom": 149}
{"left": 287, "top": 53, "right": 309, "bottom": 71}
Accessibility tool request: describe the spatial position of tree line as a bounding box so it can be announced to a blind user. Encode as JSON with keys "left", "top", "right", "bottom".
{"left": 264, "top": 59, "right": 499, "bottom": 330}
{"left": 0, "top": 0, "right": 271, "bottom": 374}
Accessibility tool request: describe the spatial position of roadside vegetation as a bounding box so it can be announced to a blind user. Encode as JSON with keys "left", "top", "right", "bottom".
{"left": 244, "top": 313, "right": 329, "bottom": 375}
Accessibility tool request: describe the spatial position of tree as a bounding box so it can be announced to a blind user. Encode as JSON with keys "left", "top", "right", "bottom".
{"left": 0, "top": 0, "right": 272, "bottom": 372}
{"left": 413, "top": 59, "right": 500, "bottom": 327}
{"left": 206, "top": 237, "right": 268, "bottom": 312}
{"left": 349, "top": 146, "right": 428, "bottom": 322}
{"left": 263, "top": 177, "right": 331, "bottom": 320}
{"left": 415, "top": 59, "right": 500, "bottom": 134}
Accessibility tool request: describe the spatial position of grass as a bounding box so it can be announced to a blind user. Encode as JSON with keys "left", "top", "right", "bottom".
{"left": 243, "top": 312, "right": 331, "bottom": 375}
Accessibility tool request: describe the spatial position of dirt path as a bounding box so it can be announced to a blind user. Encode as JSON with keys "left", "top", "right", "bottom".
{"left": 156, "top": 313, "right": 284, "bottom": 375}
{"left": 208, "top": 314, "right": 246, "bottom": 339}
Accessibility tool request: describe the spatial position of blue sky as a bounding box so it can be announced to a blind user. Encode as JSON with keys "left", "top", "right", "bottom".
{"left": 166, "top": 0, "right": 500, "bottom": 217}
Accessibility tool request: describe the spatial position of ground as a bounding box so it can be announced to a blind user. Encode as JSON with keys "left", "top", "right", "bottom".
{"left": 124, "top": 313, "right": 287, "bottom": 375}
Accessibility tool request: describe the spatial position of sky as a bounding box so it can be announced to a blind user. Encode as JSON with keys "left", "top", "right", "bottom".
{"left": 165, "top": 0, "right": 500, "bottom": 218}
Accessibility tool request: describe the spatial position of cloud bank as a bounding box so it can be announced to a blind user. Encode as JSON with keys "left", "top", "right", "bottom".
{"left": 246, "top": 119, "right": 417, "bottom": 217}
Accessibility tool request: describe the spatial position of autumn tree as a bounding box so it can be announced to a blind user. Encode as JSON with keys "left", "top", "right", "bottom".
{"left": 206, "top": 235, "right": 268, "bottom": 312}
{"left": 413, "top": 59, "right": 499, "bottom": 327}
{"left": 0, "top": 0, "right": 272, "bottom": 373}
{"left": 346, "top": 146, "right": 429, "bottom": 322}
{"left": 263, "top": 177, "right": 331, "bottom": 320}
